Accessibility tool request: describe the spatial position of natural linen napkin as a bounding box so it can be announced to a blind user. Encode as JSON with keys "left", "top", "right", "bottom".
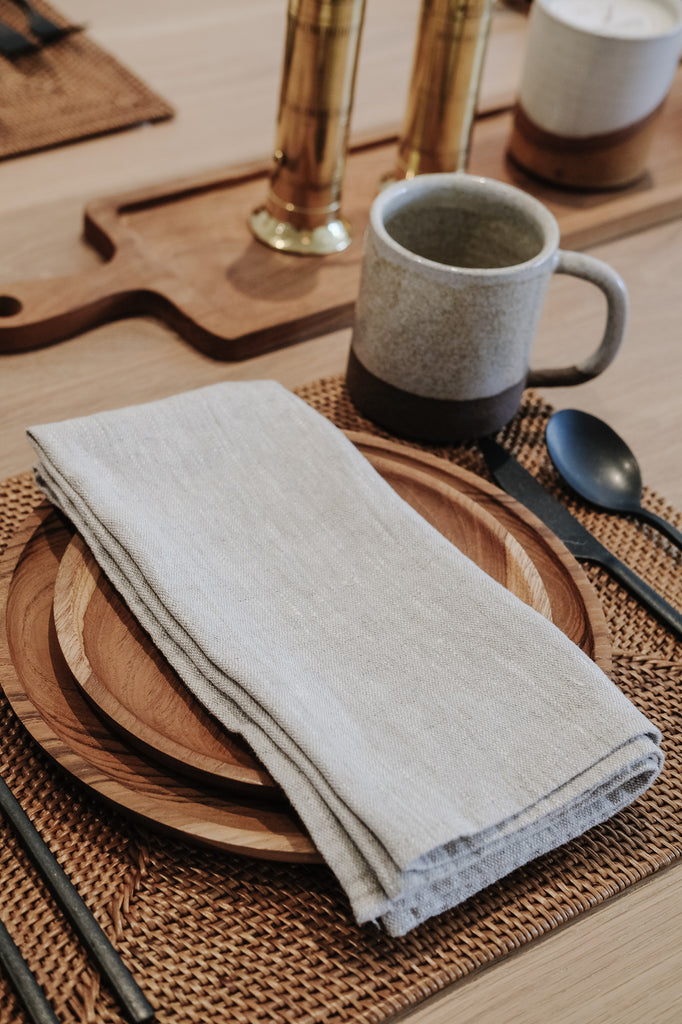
{"left": 27, "top": 381, "right": 663, "bottom": 936}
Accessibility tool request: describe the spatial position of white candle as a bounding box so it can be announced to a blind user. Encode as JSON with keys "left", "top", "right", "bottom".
{"left": 521, "top": 0, "right": 682, "bottom": 137}
{"left": 547, "top": 0, "right": 678, "bottom": 37}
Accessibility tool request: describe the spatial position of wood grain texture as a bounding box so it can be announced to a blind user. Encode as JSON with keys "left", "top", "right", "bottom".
{"left": 50, "top": 438, "right": 554, "bottom": 795}
{"left": 347, "top": 434, "right": 611, "bottom": 671}
{"left": 54, "top": 530, "right": 276, "bottom": 795}
{"left": 2, "top": 61, "right": 682, "bottom": 358}
{"left": 0, "top": 505, "right": 319, "bottom": 861}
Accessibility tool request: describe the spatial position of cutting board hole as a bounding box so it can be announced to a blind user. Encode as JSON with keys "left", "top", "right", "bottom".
{"left": 0, "top": 296, "right": 22, "bottom": 318}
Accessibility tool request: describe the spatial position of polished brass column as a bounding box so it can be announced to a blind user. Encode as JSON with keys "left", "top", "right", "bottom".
{"left": 250, "top": 0, "right": 366, "bottom": 255}
{"left": 393, "top": 0, "right": 494, "bottom": 180}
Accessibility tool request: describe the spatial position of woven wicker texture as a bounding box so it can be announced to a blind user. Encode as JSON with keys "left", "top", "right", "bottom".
{"left": 0, "top": 0, "right": 172, "bottom": 160}
{"left": 0, "top": 378, "right": 680, "bottom": 1024}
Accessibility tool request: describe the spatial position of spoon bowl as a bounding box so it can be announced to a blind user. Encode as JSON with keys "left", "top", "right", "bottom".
{"left": 546, "top": 409, "right": 682, "bottom": 550}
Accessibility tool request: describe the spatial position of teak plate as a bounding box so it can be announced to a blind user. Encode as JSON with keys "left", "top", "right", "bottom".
{"left": 1, "top": 66, "right": 681, "bottom": 359}
{"left": 0, "top": 507, "right": 318, "bottom": 861}
{"left": 51, "top": 439, "right": 552, "bottom": 795}
{"left": 348, "top": 435, "right": 611, "bottom": 671}
{"left": 0, "top": 438, "right": 610, "bottom": 857}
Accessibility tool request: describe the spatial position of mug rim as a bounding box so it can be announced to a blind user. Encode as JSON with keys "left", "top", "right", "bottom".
{"left": 370, "top": 172, "right": 560, "bottom": 279}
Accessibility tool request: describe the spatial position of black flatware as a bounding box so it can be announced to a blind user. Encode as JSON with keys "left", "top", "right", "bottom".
{"left": 0, "top": 775, "right": 155, "bottom": 1024}
{"left": 6, "top": 0, "right": 76, "bottom": 44}
{"left": 0, "top": 16, "right": 37, "bottom": 56}
{"left": 479, "top": 438, "right": 682, "bottom": 640}
{"left": 0, "top": 920, "right": 59, "bottom": 1024}
{"left": 546, "top": 408, "right": 682, "bottom": 550}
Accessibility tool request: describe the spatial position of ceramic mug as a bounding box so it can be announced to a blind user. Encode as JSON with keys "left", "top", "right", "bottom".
{"left": 508, "top": 0, "right": 682, "bottom": 188}
{"left": 346, "top": 173, "right": 628, "bottom": 442}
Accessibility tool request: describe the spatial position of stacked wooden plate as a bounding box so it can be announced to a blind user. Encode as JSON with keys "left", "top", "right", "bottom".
{"left": 0, "top": 434, "right": 611, "bottom": 862}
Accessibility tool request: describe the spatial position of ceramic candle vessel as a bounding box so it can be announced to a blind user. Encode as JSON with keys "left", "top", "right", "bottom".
{"left": 508, "top": 0, "right": 682, "bottom": 188}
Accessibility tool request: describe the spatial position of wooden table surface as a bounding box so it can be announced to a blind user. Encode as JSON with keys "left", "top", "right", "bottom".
{"left": 1, "top": 3, "right": 680, "bottom": 1022}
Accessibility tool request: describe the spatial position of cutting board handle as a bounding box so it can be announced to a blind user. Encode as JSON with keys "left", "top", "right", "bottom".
{"left": 0, "top": 254, "right": 154, "bottom": 353}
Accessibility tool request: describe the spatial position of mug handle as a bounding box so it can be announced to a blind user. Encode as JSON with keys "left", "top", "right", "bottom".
{"left": 526, "top": 249, "right": 628, "bottom": 387}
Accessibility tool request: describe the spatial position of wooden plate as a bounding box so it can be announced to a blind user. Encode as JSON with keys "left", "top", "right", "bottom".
{"left": 52, "top": 441, "right": 553, "bottom": 795}
{"left": 347, "top": 434, "right": 611, "bottom": 671}
{"left": 0, "top": 506, "right": 319, "bottom": 862}
{"left": 0, "top": 439, "right": 610, "bottom": 858}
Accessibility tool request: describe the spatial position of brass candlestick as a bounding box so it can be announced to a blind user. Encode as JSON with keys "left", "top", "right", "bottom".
{"left": 250, "top": 0, "right": 366, "bottom": 256}
{"left": 393, "top": 0, "right": 494, "bottom": 180}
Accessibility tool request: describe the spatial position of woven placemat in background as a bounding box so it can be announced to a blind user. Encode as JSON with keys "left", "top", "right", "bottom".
{"left": 0, "top": 0, "right": 172, "bottom": 160}
{"left": 0, "top": 379, "right": 680, "bottom": 1024}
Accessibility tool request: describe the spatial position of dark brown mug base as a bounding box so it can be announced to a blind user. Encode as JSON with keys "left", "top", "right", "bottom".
{"left": 345, "top": 348, "right": 526, "bottom": 442}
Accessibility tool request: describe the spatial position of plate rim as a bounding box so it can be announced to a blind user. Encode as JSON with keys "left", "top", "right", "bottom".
{"left": 0, "top": 439, "right": 610, "bottom": 858}
{"left": 52, "top": 441, "right": 555, "bottom": 795}
{"left": 0, "top": 505, "right": 320, "bottom": 862}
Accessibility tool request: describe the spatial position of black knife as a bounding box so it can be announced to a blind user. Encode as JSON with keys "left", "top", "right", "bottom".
{"left": 479, "top": 438, "right": 682, "bottom": 640}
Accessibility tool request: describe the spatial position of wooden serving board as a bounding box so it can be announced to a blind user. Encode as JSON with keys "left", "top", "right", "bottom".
{"left": 51, "top": 439, "right": 552, "bottom": 795}
{"left": 1, "top": 66, "right": 682, "bottom": 359}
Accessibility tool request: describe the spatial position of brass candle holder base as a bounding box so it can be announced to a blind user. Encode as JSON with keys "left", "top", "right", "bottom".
{"left": 249, "top": 207, "right": 352, "bottom": 256}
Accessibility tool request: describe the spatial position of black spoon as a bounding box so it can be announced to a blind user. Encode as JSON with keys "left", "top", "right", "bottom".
{"left": 546, "top": 408, "right": 682, "bottom": 550}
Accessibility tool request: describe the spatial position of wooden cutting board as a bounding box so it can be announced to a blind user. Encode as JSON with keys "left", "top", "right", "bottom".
{"left": 51, "top": 438, "right": 552, "bottom": 796}
{"left": 1, "top": 67, "right": 681, "bottom": 359}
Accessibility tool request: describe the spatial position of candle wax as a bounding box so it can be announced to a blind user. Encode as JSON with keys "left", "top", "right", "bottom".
{"left": 547, "top": 0, "right": 677, "bottom": 36}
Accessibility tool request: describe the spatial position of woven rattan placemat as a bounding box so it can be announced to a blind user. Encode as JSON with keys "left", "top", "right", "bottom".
{"left": 0, "top": 379, "right": 680, "bottom": 1024}
{"left": 0, "top": 0, "right": 172, "bottom": 160}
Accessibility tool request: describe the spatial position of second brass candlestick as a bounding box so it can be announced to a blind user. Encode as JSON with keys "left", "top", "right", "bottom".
{"left": 393, "top": 0, "right": 494, "bottom": 180}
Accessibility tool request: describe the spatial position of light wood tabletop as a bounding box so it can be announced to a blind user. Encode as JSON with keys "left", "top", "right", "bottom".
{"left": 1, "top": 3, "right": 681, "bottom": 1022}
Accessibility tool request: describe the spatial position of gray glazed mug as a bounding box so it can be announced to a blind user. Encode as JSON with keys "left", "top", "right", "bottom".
{"left": 346, "top": 173, "right": 628, "bottom": 441}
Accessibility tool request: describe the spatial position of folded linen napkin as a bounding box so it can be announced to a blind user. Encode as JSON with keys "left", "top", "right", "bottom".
{"left": 28, "top": 381, "right": 663, "bottom": 935}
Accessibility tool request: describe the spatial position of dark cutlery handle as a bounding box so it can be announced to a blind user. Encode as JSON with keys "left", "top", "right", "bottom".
{"left": 597, "top": 550, "right": 682, "bottom": 639}
{"left": 0, "top": 776, "right": 155, "bottom": 1024}
{"left": 5, "top": 0, "right": 76, "bottom": 43}
{"left": 0, "top": 17, "right": 37, "bottom": 55}
{"left": 639, "top": 507, "right": 682, "bottom": 552}
{"left": 0, "top": 921, "right": 59, "bottom": 1024}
